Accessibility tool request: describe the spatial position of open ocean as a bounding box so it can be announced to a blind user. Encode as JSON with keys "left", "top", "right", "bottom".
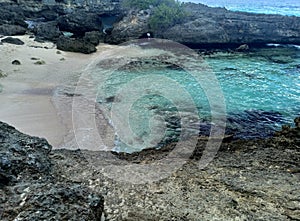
{"left": 180, "top": 0, "right": 300, "bottom": 16}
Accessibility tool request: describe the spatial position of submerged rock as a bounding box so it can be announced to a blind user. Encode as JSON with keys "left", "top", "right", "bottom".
{"left": 226, "top": 110, "right": 286, "bottom": 139}
{"left": 236, "top": 44, "right": 249, "bottom": 52}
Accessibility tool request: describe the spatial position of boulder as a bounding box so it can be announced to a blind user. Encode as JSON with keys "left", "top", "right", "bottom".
{"left": 33, "top": 21, "right": 61, "bottom": 42}
{"left": 57, "top": 11, "right": 103, "bottom": 36}
{"left": 1, "top": 37, "right": 25, "bottom": 45}
{"left": 83, "top": 31, "right": 105, "bottom": 45}
{"left": 0, "top": 24, "right": 27, "bottom": 36}
{"left": 105, "top": 10, "right": 151, "bottom": 44}
{"left": 38, "top": 9, "right": 60, "bottom": 21}
{"left": 56, "top": 36, "right": 97, "bottom": 54}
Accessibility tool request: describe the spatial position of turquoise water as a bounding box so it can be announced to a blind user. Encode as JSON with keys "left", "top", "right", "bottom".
{"left": 207, "top": 47, "right": 300, "bottom": 116}
{"left": 206, "top": 46, "right": 300, "bottom": 138}
{"left": 91, "top": 45, "right": 299, "bottom": 152}
{"left": 96, "top": 61, "right": 211, "bottom": 152}
{"left": 180, "top": 0, "right": 300, "bottom": 16}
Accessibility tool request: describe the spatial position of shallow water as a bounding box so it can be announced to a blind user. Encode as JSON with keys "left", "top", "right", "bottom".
{"left": 76, "top": 42, "right": 300, "bottom": 152}
{"left": 0, "top": 39, "right": 298, "bottom": 152}
{"left": 207, "top": 46, "right": 300, "bottom": 120}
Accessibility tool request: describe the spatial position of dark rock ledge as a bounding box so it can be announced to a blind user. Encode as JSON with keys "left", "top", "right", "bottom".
{"left": 0, "top": 122, "right": 104, "bottom": 221}
{"left": 104, "top": 3, "right": 300, "bottom": 48}
{"left": 1, "top": 118, "right": 299, "bottom": 220}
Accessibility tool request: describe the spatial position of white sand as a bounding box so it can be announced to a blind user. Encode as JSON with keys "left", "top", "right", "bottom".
{"left": 0, "top": 35, "right": 116, "bottom": 148}
{"left": 0, "top": 37, "right": 196, "bottom": 151}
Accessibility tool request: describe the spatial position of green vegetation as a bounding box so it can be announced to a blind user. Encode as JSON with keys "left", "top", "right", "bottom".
{"left": 122, "top": 0, "right": 187, "bottom": 31}
{"left": 149, "top": 1, "right": 186, "bottom": 31}
{"left": 122, "top": 0, "right": 160, "bottom": 10}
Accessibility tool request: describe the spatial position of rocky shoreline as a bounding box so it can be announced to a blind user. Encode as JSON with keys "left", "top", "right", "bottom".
{"left": 0, "top": 118, "right": 299, "bottom": 220}
{"left": 0, "top": 0, "right": 300, "bottom": 53}
{"left": 0, "top": 1, "right": 300, "bottom": 220}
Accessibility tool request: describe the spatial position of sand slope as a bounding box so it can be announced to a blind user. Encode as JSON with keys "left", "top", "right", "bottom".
{"left": 0, "top": 35, "right": 113, "bottom": 147}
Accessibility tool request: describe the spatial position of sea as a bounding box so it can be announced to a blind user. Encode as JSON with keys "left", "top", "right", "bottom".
{"left": 180, "top": 0, "right": 300, "bottom": 17}
{"left": 99, "top": 1, "right": 299, "bottom": 152}
{"left": 71, "top": 1, "right": 300, "bottom": 152}
{"left": 76, "top": 42, "right": 299, "bottom": 153}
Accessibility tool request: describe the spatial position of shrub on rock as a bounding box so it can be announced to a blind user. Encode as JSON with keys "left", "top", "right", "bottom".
{"left": 149, "top": 1, "right": 186, "bottom": 31}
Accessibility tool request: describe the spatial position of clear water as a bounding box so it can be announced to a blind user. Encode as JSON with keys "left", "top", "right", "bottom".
{"left": 180, "top": 0, "right": 300, "bottom": 16}
{"left": 86, "top": 44, "right": 300, "bottom": 152}
{"left": 207, "top": 47, "right": 300, "bottom": 115}
{"left": 206, "top": 46, "right": 300, "bottom": 138}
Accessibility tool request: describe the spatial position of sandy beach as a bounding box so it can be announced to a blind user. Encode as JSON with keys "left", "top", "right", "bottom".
{"left": 0, "top": 35, "right": 115, "bottom": 148}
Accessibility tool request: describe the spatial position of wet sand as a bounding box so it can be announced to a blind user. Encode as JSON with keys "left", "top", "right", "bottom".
{"left": 0, "top": 35, "right": 115, "bottom": 148}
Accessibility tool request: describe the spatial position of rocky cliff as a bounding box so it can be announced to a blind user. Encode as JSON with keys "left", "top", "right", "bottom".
{"left": 1, "top": 1, "right": 300, "bottom": 52}
{"left": 163, "top": 3, "right": 300, "bottom": 47}
{"left": 0, "top": 0, "right": 121, "bottom": 52}
{"left": 106, "top": 3, "right": 300, "bottom": 48}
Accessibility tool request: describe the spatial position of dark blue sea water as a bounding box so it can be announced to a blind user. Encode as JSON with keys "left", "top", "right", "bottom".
{"left": 181, "top": 0, "right": 300, "bottom": 16}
